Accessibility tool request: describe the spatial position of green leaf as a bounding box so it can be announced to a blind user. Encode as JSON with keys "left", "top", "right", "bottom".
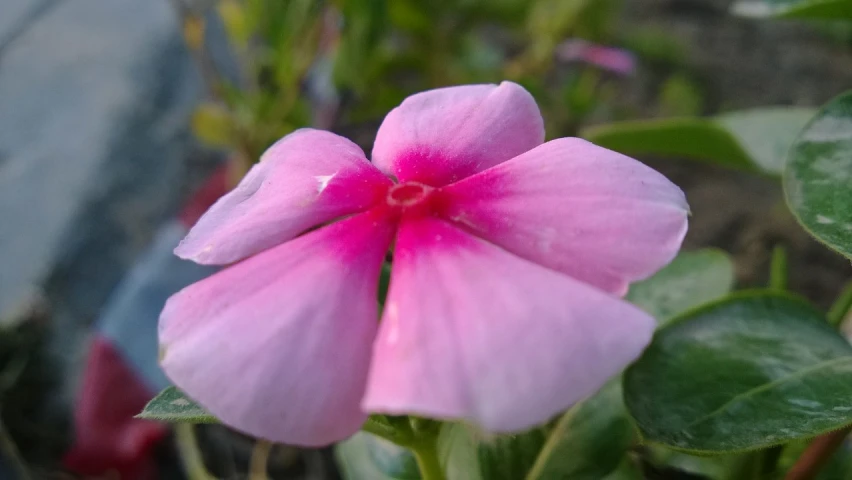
{"left": 525, "top": 380, "right": 636, "bottom": 480}
{"left": 336, "top": 433, "right": 421, "bottom": 480}
{"left": 136, "top": 386, "right": 219, "bottom": 423}
{"left": 624, "top": 292, "right": 852, "bottom": 454}
{"left": 627, "top": 249, "right": 735, "bottom": 324}
{"left": 581, "top": 108, "right": 815, "bottom": 175}
{"left": 647, "top": 445, "right": 752, "bottom": 479}
{"left": 438, "top": 423, "right": 547, "bottom": 480}
{"left": 730, "top": 0, "right": 852, "bottom": 20}
{"left": 784, "top": 91, "right": 852, "bottom": 260}
{"left": 601, "top": 459, "right": 644, "bottom": 480}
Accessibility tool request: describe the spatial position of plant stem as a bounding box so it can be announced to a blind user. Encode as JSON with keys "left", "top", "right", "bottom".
{"left": 769, "top": 245, "right": 788, "bottom": 291}
{"left": 411, "top": 439, "right": 446, "bottom": 480}
{"left": 174, "top": 424, "right": 216, "bottom": 480}
{"left": 248, "top": 440, "right": 272, "bottom": 480}
{"left": 827, "top": 281, "right": 852, "bottom": 328}
{"left": 785, "top": 426, "right": 851, "bottom": 480}
{"left": 525, "top": 404, "right": 580, "bottom": 480}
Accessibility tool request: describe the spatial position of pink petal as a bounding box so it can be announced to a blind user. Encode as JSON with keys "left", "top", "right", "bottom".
{"left": 362, "top": 217, "right": 656, "bottom": 432}
{"left": 175, "top": 129, "right": 392, "bottom": 265}
{"left": 555, "top": 39, "right": 637, "bottom": 76}
{"left": 436, "top": 138, "right": 689, "bottom": 295}
{"left": 159, "top": 208, "right": 395, "bottom": 446}
{"left": 371, "top": 82, "right": 544, "bottom": 187}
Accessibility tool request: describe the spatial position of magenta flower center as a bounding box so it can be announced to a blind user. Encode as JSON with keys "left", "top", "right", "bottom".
{"left": 386, "top": 182, "right": 434, "bottom": 208}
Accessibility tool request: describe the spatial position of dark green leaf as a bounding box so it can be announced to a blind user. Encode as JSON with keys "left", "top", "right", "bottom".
{"left": 784, "top": 91, "right": 852, "bottom": 260}
{"left": 581, "top": 108, "right": 814, "bottom": 175}
{"left": 526, "top": 380, "right": 636, "bottom": 480}
{"left": 731, "top": 0, "right": 852, "bottom": 20}
{"left": 136, "top": 386, "right": 219, "bottom": 423}
{"left": 627, "top": 249, "right": 735, "bottom": 324}
{"left": 336, "top": 433, "right": 420, "bottom": 480}
{"left": 624, "top": 292, "right": 852, "bottom": 453}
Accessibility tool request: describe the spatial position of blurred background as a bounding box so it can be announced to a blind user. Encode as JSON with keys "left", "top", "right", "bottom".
{"left": 1, "top": 0, "right": 851, "bottom": 478}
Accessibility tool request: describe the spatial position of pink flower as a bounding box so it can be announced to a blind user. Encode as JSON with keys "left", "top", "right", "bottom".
{"left": 555, "top": 39, "right": 637, "bottom": 76}
{"left": 159, "top": 82, "right": 688, "bottom": 446}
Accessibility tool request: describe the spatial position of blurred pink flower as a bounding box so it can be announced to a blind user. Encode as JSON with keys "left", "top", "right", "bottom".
{"left": 556, "top": 39, "right": 637, "bottom": 76}
{"left": 159, "top": 82, "right": 688, "bottom": 446}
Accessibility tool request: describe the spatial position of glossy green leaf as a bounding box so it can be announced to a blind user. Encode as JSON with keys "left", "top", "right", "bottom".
{"left": 581, "top": 108, "right": 815, "bottom": 175}
{"left": 525, "top": 380, "right": 636, "bottom": 480}
{"left": 624, "top": 292, "right": 852, "bottom": 453}
{"left": 784, "top": 91, "right": 852, "bottom": 260}
{"left": 336, "top": 433, "right": 420, "bottom": 480}
{"left": 136, "top": 386, "right": 219, "bottom": 423}
{"left": 627, "top": 249, "right": 735, "bottom": 324}
{"left": 731, "top": 0, "right": 852, "bottom": 20}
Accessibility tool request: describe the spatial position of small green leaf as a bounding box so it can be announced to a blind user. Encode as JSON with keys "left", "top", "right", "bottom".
{"left": 336, "top": 433, "right": 420, "bottom": 480}
{"left": 581, "top": 108, "right": 815, "bottom": 175}
{"left": 624, "top": 292, "right": 852, "bottom": 453}
{"left": 784, "top": 91, "right": 852, "bottom": 260}
{"left": 731, "top": 0, "right": 852, "bottom": 20}
{"left": 526, "top": 380, "right": 635, "bottom": 480}
{"left": 137, "top": 386, "right": 219, "bottom": 424}
{"left": 627, "top": 249, "right": 735, "bottom": 324}
{"left": 438, "top": 423, "right": 546, "bottom": 480}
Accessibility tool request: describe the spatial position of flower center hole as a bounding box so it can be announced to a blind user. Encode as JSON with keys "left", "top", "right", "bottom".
{"left": 387, "top": 182, "right": 431, "bottom": 207}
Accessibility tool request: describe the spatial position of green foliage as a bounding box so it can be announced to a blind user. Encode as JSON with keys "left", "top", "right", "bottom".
{"left": 627, "top": 249, "right": 735, "bottom": 324}
{"left": 337, "top": 433, "right": 421, "bottom": 480}
{"left": 582, "top": 108, "right": 815, "bottom": 175}
{"left": 438, "top": 423, "right": 547, "bottom": 480}
{"left": 137, "top": 386, "right": 219, "bottom": 424}
{"left": 777, "top": 438, "right": 852, "bottom": 479}
{"left": 624, "top": 292, "right": 852, "bottom": 453}
{"left": 432, "top": 380, "right": 632, "bottom": 480}
{"left": 731, "top": 0, "right": 852, "bottom": 20}
{"left": 784, "top": 91, "right": 852, "bottom": 260}
{"left": 524, "top": 380, "right": 634, "bottom": 480}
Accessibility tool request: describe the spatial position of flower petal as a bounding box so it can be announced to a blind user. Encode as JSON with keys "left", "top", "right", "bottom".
{"left": 436, "top": 138, "right": 689, "bottom": 295}
{"left": 363, "top": 217, "right": 655, "bottom": 432}
{"left": 160, "top": 208, "right": 395, "bottom": 446}
{"left": 372, "top": 82, "right": 544, "bottom": 187}
{"left": 175, "top": 129, "right": 392, "bottom": 265}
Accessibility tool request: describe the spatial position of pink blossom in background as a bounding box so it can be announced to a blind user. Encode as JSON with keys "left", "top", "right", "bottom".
{"left": 556, "top": 39, "right": 637, "bottom": 76}
{"left": 158, "top": 82, "right": 688, "bottom": 446}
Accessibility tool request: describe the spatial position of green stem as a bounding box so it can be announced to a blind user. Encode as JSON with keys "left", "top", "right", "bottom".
{"left": 525, "top": 404, "right": 580, "bottom": 480}
{"left": 248, "top": 440, "right": 272, "bottom": 480}
{"left": 828, "top": 281, "right": 852, "bottom": 328}
{"left": 174, "top": 424, "right": 216, "bottom": 480}
{"left": 411, "top": 439, "right": 446, "bottom": 480}
{"left": 769, "top": 245, "right": 788, "bottom": 291}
